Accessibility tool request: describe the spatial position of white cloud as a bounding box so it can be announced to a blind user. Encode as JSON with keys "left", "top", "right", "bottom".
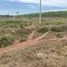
{"left": 26, "top": 5, "right": 36, "bottom": 9}
{"left": 6, "top": 0, "right": 67, "bottom": 7}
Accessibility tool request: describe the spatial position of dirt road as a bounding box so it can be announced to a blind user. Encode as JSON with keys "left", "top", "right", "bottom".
{"left": 0, "top": 32, "right": 49, "bottom": 53}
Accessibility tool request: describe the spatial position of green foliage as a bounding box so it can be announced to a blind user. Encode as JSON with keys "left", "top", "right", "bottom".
{"left": 0, "top": 11, "right": 67, "bottom": 48}
{"left": 0, "top": 34, "right": 14, "bottom": 48}
{"left": 20, "top": 24, "right": 24, "bottom": 28}
{"left": 37, "top": 27, "right": 49, "bottom": 33}
{"left": 15, "top": 28, "right": 32, "bottom": 35}
{"left": 55, "top": 21, "right": 62, "bottom": 25}
{"left": 19, "top": 11, "right": 67, "bottom": 17}
{"left": 50, "top": 26, "right": 64, "bottom": 32}
{"left": 19, "top": 38, "right": 26, "bottom": 42}
{"left": 55, "top": 33, "right": 64, "bottom": 38}
{"left": 62, "top": 24, "right": 67, "bottom": 31}
{"left": 11, "top": 28, "right": 32, "bottom": 41}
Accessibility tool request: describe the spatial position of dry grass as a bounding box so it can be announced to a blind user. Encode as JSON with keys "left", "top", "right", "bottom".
{"left": 0, "top": 17, "right": 67, "bottom": 67}
{"left": 0, "top": 40, "right": 67, "bottom": 67}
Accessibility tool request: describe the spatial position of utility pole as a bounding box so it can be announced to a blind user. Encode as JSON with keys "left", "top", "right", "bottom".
{"left": 39, "top": 0, "right": 42, "bottom": 24}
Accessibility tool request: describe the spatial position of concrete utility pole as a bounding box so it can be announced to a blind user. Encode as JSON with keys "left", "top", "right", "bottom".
{"left": 39, "top": 0, "right": 42, "bottom": 24}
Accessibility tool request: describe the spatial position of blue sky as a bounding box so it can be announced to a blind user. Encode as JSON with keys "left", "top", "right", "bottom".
{"left": 0, "top": 0, "right": 67, "bottom": 15}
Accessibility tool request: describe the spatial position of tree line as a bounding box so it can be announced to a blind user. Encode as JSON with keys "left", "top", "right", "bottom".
{"left": 1, "top": 11, "right": 67, "bottom": 18}
{"left": 21, "top": 11, "right": 67, "bottom": 17}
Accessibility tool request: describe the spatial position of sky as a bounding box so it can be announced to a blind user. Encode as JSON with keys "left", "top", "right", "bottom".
{"left": 0, "top": 0, "right": 67, "bottom": 15}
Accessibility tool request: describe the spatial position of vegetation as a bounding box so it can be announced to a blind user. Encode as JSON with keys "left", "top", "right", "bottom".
{"left": 0, "top": 11, "right": 67, "bottom": 67}
{"left": 0, "top": 34, "right": 14, "bottom": 48}
{"left": 1, "top": 11, "right": 67, "bottom": 18}
{"left": 55, "top": 33, "right": 64, "bottom": 38}
{"left": 0, "top": 40, "right": 67, "bottom": 67}
{"left": 19, "top": 11, "right": 67, "bottom": 17}
{"left": 50, "top": 26, "right": 64, "bottom": 32}
{"left": 0, "top": 11, "right": 67, "bottom": 47}
{"left": 37, "top": 27, "right": 49, "bottom": 33}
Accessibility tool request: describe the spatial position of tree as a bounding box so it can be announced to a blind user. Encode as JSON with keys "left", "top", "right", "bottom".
{"left": 16, "top": 11, "right": 19, "bottom": 15}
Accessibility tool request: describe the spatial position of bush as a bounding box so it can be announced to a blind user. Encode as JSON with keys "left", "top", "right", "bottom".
{"left": 50, "top": 26, "right": 64, "bottom": 32}
{"left": 0, "top": 34, "right": 14, "bottom": 48}
{"left": 62, "top": 24, "right": 67, "bottom": 31}
{"left": 55, "top": 33, "right": 64, "bottom": 38}
{"left": 55, "top": 21, "right": 62, "bottom": 25}
{"left": 20, "top": 24, "right": 24, "bottom": 28}
{"left": 15, "top": 28, "right": 32, "bottom": 35}
{"left": 19, "top": 38, "right": 26, "bottom": 42}
{"left": 37, "top": 27, "right": 49, "bottom": 33}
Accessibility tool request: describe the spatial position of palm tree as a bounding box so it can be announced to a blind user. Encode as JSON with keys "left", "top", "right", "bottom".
{"left": 39, "top": 0, "right": 42, "bottom": 24}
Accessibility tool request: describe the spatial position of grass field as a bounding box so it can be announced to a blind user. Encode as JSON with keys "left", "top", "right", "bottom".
{"left": 0, "top": 14, "right": 67, "bottom": 67}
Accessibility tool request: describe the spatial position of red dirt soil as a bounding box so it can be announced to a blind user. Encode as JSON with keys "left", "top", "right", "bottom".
{"left": 0, "top": 32, "right": 49, "bottom": 53}
{"left": 0, "top": 32, "right": 67, "bottom": 53}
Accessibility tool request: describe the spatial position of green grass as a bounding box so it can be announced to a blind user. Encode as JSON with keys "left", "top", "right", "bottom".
{"left": 0, "top": 17, "right": 67, "bottom": 28}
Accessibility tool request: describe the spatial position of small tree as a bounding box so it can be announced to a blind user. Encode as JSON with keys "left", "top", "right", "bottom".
{"left": 16, "top": 11, "right": 19, "bottom": 15}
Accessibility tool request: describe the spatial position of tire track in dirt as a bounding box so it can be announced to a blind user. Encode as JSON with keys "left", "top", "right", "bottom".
{"left": 0, "top": 32, "right": 49, "bottom": 53}
{"left": 0, "top": 31, "right": 67, "bottom": 53}
{"left": 27, "top": 30, "right": 36, "bottom": 40}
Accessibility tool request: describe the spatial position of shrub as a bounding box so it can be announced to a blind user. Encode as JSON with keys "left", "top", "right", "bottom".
{"left": 0, "top": 29, "right": 5, "bottom": 33}
{"left": 19, "top": 38, "right": 26, "bottom": 42}
{"left": 62, "top": 24, "right": 67, "bottom": 31}
{"left": 37, "top": 27, "right": 49, "bottom": 33}
{"left": 15, "top": 28, "right": 32, "bottom": 35}
{"left": 55, "top": 33, "right": 64, "bottom": 38}
{"left": 0, "top": 34, "right": 14, "bottom": 48}
{"left": 43, "top": 22, "right": 50, "bottom": 25}
{"left": 20, "top": 24, "right": 24, "bottom": 28}
{"left": 50, "top": 26, "right": 64, "bottom": 32}
{"left": 55, "top": 21, "right": 62, "bottom": 25}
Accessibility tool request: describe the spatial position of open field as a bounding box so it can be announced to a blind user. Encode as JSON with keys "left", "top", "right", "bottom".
{"left": 0, "top": 11, "right": 67, "bottom": 67}
{"left": 0, "top": 17, "right": 67, "bottom": 47}
{"left": 0, "top": 40, "right": 67, "bottom": 67}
